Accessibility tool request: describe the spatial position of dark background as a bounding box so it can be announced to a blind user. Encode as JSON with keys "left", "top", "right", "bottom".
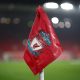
{"left": 0, "top": 0, "right": 80, "bottom": 49}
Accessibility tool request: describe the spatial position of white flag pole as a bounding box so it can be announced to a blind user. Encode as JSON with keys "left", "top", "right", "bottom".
{"left": 39, "top": 69, "right": 44, "bottom": 80}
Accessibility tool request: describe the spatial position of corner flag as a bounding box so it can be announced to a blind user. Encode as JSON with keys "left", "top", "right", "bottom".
{"left": 24, "top": 6, "right": 62, "bottom": 75}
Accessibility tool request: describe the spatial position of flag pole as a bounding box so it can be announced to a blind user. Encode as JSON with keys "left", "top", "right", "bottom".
{"left": 39, "top": 69, "right": 44, "bottom": 80}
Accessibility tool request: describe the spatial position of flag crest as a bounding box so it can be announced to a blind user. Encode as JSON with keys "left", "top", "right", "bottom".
{"left": 24, "top": 6, "right": 62, "bottom": 75}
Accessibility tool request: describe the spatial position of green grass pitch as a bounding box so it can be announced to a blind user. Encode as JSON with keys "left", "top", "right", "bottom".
{"left": 0, "top": 60, "right": 80, "bottom": 80}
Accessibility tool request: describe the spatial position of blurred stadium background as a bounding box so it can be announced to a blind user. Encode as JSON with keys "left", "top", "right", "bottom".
{"left": 0, "top": 0, "right": 80, "bottom": 80}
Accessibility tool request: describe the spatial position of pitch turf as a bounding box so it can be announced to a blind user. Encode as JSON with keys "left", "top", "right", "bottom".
{"left": 0, "top": 60, "right": 80, "bottom": 80}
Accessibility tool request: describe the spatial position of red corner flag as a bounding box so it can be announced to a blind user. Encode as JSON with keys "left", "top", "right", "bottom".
{"left": 24, "top": 6, "right": 62, "bottom": 75}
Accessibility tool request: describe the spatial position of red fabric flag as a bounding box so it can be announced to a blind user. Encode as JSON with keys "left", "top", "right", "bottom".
{"left": 24, "top": 6, "right": 62, "bottom": 75}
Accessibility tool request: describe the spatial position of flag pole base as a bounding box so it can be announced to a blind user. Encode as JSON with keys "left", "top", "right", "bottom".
{"left": 39, "top": 69, "right": 44, "bottom": 80}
